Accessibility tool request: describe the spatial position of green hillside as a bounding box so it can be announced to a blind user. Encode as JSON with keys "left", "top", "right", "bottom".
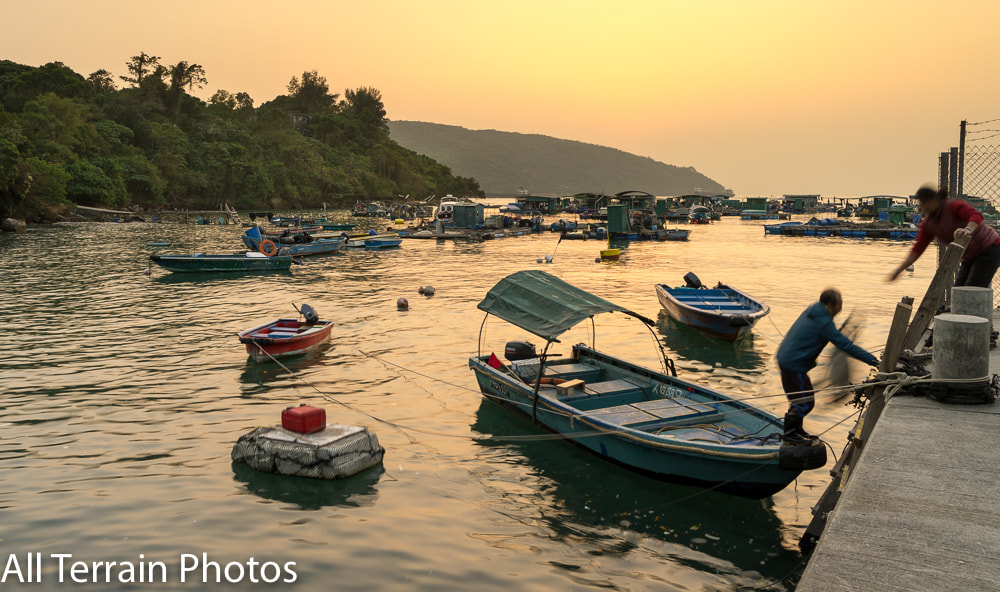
{"left": 388, "top": 120, "right": 729, "bottom": 197}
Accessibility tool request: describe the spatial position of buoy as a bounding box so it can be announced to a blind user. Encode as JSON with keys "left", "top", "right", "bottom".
{"left": 600, "top": 248, "right": 620, "bottom": 261}
{"left": 594, "top": 257, "right": 601, "bottom": 263}
{"left": 143, "top": 268, "right": 152, "bottom": 275}
{"left": 537, "top": 258, "right": 543, "bottom": 263}
{"left": 397, "top": 297, "right": 409, "bottom": 310}
{"left": 422, "top": 285, "right": 435, "bottom": 296}
{"left": 394, "top": 218, "right": 405, "bottom": 224}
{"left": 906, "top": 264, "right": 914, "bottom": 272}
{"left": 418, "top": 286, "right": 425, "bottom": 294}
{"left": 544, "top": 254, "right": 553, "bottom": 264}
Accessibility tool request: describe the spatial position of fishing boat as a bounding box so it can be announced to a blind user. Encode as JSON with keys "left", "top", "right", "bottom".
{"left": 654, "top": 272, "right": 770, "bottom": 342}
{"left": 688, "top": 205, "right": 712, "bottom": 224}
{"left": 237, "top": 304, "right": 334, "bottom": 361}
{"left": 343, "top": 231, "right": 402, "bottom": 248}
{"left": 469, "top": 270, "right": 823, "bottom": 499}
{"left": 148, "top": 252, "right": 294, "bottom": 273}
{"left": 654, "top": 228, "right": 691, "bottom": 241}
{"left": 242, "top": 227, "right": 346, "bottom": 257}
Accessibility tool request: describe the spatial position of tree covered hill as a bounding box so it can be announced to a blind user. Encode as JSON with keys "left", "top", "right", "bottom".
{"left": 0, "top": 55, "right": 483, "bottom": 222}
{"left": 388, "top": 120, "right": 729, "bottom": 197}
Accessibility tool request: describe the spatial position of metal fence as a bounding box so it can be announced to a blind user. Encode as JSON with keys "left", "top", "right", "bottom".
{"left": 952, "top": 119, "right": 1000, "bottom": 307}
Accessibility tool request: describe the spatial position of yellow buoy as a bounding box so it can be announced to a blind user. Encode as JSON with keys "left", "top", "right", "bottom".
{"left": 394, "top": 218, "right": 405, "bottom": 224}
{"left": 600, "top": 248, "right": 620, "bottom": 261}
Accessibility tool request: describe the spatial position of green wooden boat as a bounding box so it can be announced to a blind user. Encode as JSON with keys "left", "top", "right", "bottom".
{"left": 149, "top": 253, "right": 294, "bottom": 273}
{"left": 469, "top": 270, "right": 825, "bottom": 499}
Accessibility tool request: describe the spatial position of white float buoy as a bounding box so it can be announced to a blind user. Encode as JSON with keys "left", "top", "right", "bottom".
{"left": 232, "top": 423, "right": 384, "bottom": 480}
{"left": 544, "top": 254, "right": 553, "bottom": 264}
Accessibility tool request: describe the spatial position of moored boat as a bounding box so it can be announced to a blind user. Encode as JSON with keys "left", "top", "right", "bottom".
{"left": 655, "top": 272, "right": 770, "bottom": 342}
{"left": 468, "top": 270, "right": 822, "bottom": 499}
{"left": 237, "top": 304, "right": 334, "bottom": 361}
{"left": 148, "top": 252, "right": 294, "bottom": 273}
{"left": 242, "top": 226, "right": 346, "bottom": 257}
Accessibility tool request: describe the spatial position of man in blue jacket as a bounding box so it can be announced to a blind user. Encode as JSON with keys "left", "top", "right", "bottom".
{"left": 776, "top": 288, "right": 879, "bottom": 444}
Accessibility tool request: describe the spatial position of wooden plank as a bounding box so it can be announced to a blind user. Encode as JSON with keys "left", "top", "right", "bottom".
{"left": 880, "top": 300, "right": 913, "bottom": 373}
{"left": 901, "top": 235, "right": 970, "bottom": 351}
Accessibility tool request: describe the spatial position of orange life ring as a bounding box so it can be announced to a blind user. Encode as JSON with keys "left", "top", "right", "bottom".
{"left": 259, "top": 239, "right": 278, "bottom": 256}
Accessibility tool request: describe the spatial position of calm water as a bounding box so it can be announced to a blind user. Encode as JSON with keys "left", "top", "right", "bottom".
{"left": 0, "top": 211, "right": 930, "bottom": 591}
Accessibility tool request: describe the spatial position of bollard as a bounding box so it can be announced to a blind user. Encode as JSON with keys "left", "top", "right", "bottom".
{"left": 932, "top": 313, "right": 990, "bottom": 380}
{"left": 951, "top": 286, "right": 993, "bottom": 334}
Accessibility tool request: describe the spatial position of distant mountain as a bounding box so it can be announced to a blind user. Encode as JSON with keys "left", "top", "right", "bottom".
{"left": 388, "top": 120, "right": 729, "bottom": 197}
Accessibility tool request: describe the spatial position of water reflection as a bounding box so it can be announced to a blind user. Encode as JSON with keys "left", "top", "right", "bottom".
{"left": 470, "top": 399, "right": 800, "bottom": 583}
{"left": 231, "top": 462, "right": 383, "bottom": 510}
{"left": 238, "top": 342, "right": 335, "bottom": 383}
{"left": 150, "top": 269, "right": 295, "bottom": 284}
{"left": 656, "top": 310, "right": 769, "bottom": 371}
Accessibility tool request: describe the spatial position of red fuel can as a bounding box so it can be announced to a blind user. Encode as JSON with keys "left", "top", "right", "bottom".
{"left": 281, "top": 405, "right": 326, "bottom": 434}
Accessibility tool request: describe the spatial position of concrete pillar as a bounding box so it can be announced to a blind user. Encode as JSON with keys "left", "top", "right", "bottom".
{"left": 932, "top": 313, "right": 990, "bottom": 380}
{"left": 951, "top": 286, "right": 993, "bottom": 333}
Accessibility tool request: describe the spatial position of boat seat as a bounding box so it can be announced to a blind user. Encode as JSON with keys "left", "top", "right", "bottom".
{"left": 543, "top": 363, "right": 603, "bottom": 382}
{"left": 587, "top": 397, "right": 723, "bottom": 429}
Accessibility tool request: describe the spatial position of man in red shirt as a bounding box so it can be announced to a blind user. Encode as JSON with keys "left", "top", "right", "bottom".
{"left": 888, "top": 185, "right": 1000, "bottom": 287}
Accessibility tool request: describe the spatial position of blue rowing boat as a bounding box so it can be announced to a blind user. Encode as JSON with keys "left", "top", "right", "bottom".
{"left": 655, "top": 273, "right": 770, "bottom": 342}
{"left": 242, "top": 226, "right": 346, "bottom": 257}
{"left": 468, "top": 270, "right": 823, "bottom": 499}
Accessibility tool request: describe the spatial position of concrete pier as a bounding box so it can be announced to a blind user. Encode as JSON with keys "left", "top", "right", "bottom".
{"left": 796, "top": 337, "right": 1000, "bottom": 591}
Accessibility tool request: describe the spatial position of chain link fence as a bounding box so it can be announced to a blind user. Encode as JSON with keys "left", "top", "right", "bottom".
{"left": 954, "top": 120, "right": 1000, "bottom": 307}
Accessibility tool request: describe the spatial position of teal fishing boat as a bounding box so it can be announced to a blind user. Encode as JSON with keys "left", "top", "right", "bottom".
{"left": 148, "top": 252, "right": 294, "bottom": 273}
{"left": 468, "top": 270, "right": 823, "bottom": 499}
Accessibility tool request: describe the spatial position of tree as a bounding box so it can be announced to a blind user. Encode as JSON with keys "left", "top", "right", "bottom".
{"left": 87, "top": 70, "right": 116, "bottom": 94}
{"left": 120, "top": 52, "right": 161, "bottom": 87}
{"left": 343, "top": 86, "right": 388, "bottom": 145}
{"left": 167, "top": 61, "right": 207, "bottom": 119}
{"left": 286, "top": 70, "right": 338, "bottom": 115}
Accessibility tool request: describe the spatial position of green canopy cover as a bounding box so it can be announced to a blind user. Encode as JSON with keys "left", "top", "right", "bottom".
{"left": 477, "top": 270, "right": 648, "bottom": 342}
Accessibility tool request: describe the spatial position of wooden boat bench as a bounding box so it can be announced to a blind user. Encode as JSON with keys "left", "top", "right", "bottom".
{"left": 586, "top": 396, "right": 722, "bottom": 430}
{"left": 558, "top": 378, "right": 647, "bottom": 408}
{"left": 542, "top": 363, "right": 603, "bottom": 382}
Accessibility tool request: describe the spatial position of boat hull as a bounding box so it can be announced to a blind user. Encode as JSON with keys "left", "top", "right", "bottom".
{"left": 238, "top": 319, "right": 333, "bottom": 361}
{"left": 242, "top": 231, "right": 346, "bottom": 257}
{"left": 469, "top": 345, "right": 800, "bottom": 499}
{"left": 655, "top": 283, "right": 769, "bottom": 342}
{"left": 149, "top": 254, "right": 293, "bottom": 273}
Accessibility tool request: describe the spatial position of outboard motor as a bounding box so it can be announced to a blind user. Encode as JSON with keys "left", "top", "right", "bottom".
{"left": 504, "top": 341, "right": 537, "bottom": 361}
{"left": 683, "top": 272, "right": 703, "bottom": 289}
{"left": 298, "top": 303, "right": 320, "bottom": 325}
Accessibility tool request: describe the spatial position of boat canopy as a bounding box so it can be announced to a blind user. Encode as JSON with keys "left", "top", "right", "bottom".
{"left": 477, "top": 270, "right": 651, "bottom": 342}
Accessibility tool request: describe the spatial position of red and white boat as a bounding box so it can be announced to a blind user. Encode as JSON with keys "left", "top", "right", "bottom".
{"left": 238, "top": 304, "right": 333, "bottom": 361}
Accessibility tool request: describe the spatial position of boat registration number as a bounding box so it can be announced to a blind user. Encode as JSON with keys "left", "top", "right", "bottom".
{"left": 652, "top": 383, "right": 688, "bottom": 399}
{"left": 488, "top": 378, "right": 510, "bottom": 397}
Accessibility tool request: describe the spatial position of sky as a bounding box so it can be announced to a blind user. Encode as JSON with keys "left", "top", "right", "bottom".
{"left": 4, "top": 0, "right": 1000, "bottom": 197}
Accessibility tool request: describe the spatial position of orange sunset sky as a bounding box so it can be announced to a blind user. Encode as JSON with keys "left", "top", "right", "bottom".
{"left": 4, "top": 0, "right": 999, "bottom": 197}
